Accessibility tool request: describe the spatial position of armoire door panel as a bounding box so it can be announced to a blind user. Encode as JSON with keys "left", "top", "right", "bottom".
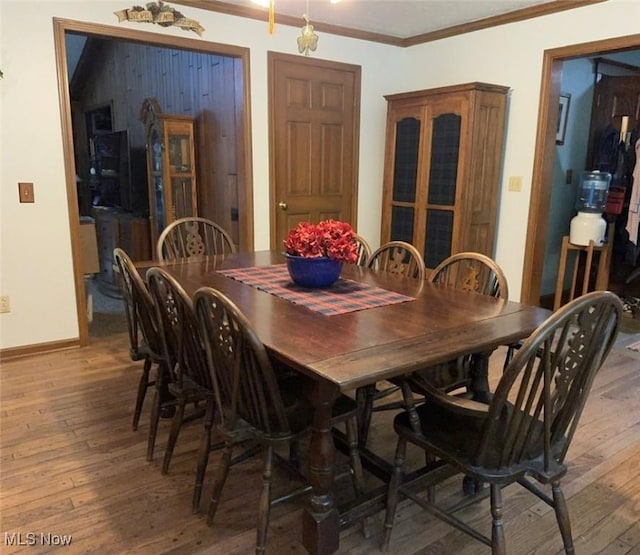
{"left": 392, "top": 117, "right": 421, "bottom": 203}
{"left": 391, "top": 205, "right": 415, "bottom": 244}
{"left": 427, "top": 112, "right": 461, "bottom": 206}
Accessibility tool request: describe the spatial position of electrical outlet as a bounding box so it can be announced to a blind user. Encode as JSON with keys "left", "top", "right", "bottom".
{"left": 0, "top": 295, "right": 10, "bottom": 313}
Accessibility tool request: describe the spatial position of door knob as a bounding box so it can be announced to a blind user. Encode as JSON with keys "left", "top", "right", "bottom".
{"left": 278, "top": 201, "right": 288, "bottom": 210}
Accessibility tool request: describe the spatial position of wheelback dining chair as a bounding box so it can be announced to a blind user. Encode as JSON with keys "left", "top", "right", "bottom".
{"left": 193, "top": 286, "right": 370, "bottom": 554}
{"left": 381, "top": 290, "right": 623, "bottom": 555}
{"left": 146, "top": 266, "right": 222, "bottom": 514}
{"left": 156, "top": 216, "right": 236, "bottom": 261}
{"left": 353, "top": 233, "right": 372, "bottom": 266}
{"left": 356, "top": 241, "right": 426, "bottom": 446}
{"left": 113, "top": 248, "right": 166, "bottom": 432}
{"left": 357, "top": 251, "right": 507, "bottom": 447}
{"left": 419, "top": 252, "right": 510, "bottom": 395}
{"left": 366, "top": 240, "right": 426, "bottom": 280}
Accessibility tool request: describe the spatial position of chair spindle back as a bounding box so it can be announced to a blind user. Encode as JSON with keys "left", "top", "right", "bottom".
{"left": 477, "top": 291, "right": 622, "bottom": 476}
{"left": 429, "top": 252, "right": 509, "bottom": 299}
{"left": 194, "top": 287, "right": 292, "bottom": 436}
{"left": 147, "top": 267, "right": 211, "bottom": 392}
{"left": 367, "top": 241, "right": 425, "bottom": 280}
{"left": 113, "top": 248, "right": 163, "bottom": 359}
{"left": 156, "top": 217, "right": 236, "bottom": 261}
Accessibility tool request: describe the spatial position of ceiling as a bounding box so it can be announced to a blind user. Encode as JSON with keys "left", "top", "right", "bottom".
{"left": 189, "top": 0, "right": 605, "bottom": 45}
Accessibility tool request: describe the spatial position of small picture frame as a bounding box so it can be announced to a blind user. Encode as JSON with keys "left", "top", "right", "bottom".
{"left": 556, "top": 92, "right": 571, "bottom": 145}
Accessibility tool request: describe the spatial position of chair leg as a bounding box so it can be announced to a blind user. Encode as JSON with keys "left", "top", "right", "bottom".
{"left": 381, "top": 436, "right": 407, "bottom": 552}
{"left": 256, "top": 445, "right": 274, "bottom": 555}
{"left": 490, "top": 484, "right": 506, "bottom": 555}
{"left": 192, "top": 401, "right": 215, "bottom": 514}
{"left": 345, "top": 416, "right": 372, "bottom": 539}
{"left": 146, "top": 384, "right": 162, "bottom": 462}
{"left": 207, "top": 441, "right": 233, "bottom": 526}
{"left": 552, "top": 482, "right": 575, "bottom": 554}
{"left": 161, "top": 396, "right": 186, "bottom": 475}
{"left": 132, "top": 358, "right": 152, "bottom": 431}
{"left": 356, "top": 384, "right": 376, "bottom": 448}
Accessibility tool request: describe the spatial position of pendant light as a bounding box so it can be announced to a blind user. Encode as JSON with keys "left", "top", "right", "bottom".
{"left": 297, "top": 0, "right": 318, "bottom": 56}
{"left": 251, "top": 0, "right": 340, "bottom": 54}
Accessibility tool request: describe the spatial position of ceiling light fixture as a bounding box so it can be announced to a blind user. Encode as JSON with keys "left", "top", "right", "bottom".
{"left": 251, "top": 0, "right": 340, "bottom": 55}
{"left": 297, "top": 11, "right": 318, "bottom": 56}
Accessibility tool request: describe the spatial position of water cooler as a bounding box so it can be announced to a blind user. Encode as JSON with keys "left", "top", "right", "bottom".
{"left": 569, "top": 171, "right": 611, "bottom": 246}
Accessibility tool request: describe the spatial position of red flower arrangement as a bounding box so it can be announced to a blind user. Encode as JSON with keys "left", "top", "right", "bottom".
{"left": 283, "top": 220, "right": 358, "bottom": 264}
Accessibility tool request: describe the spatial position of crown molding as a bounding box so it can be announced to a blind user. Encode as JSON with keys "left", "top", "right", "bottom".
{"left": 172, "top": 0, "right": 608, "bottom": 47}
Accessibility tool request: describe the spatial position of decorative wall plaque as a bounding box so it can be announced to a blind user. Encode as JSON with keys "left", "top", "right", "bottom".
{"left": 115, "top": 1, "right": 205, "bottom": 36}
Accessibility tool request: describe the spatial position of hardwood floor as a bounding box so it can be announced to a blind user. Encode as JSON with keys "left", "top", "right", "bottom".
{"left": 1, "top": 332, "right": 640, "bottom": 554}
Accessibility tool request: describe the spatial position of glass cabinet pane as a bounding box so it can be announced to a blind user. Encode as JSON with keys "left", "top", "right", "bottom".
{"left": 392, "top": 118, "right": 420, "bottom": 203}
{"left": 154, "top": 175, "right": 165, "bottom": 235}
{"left": 424, "top": 209, "right": 453, "bottom": 268}
{"left": 172, "top": 178, "right": 195, "bottom": 220}
{"left": 390, "top": 205, "right": 415, "bottom": 243}
{"left": 168, "top": 134, "right": 192, "bottom": 172}
{"left": 150, "top": 128, "right": 162, "bottom": 172}
{"left": 427, "top": 113, "right": 461, "bottom": 206}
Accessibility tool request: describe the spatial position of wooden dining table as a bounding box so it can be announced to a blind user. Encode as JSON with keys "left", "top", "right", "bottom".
{"left": 151, "top": 250, "right": 550, "bottom": 555}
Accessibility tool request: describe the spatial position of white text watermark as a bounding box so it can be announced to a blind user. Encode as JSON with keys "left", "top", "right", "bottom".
{"left": 4, "top": 532, "right": 73, "bottom": 547}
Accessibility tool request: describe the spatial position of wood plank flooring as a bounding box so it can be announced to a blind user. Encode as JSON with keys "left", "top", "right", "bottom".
{"left": 1, "top": 332, "right": 640, "bottom": 554}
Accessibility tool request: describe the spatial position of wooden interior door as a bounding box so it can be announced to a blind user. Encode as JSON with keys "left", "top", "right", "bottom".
{"left": 268, "top": 52, "right": 361, "bottom": 249}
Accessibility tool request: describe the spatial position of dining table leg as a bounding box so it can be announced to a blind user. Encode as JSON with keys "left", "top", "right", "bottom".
{"left": 302, "top": 379, "right": 341, "bottom": 555}
{"left": 470, "top": 350, "right": 495, "bottom": 403}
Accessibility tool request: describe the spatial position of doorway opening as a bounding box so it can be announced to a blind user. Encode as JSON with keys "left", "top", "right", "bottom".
{"left": 522, "top": 33, "right": 640, "bottom": 314}
{"left": 53, "top": 18, "right": 254, "bottom": 345}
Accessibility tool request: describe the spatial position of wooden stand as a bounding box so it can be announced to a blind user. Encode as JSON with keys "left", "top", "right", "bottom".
{"left": 554, "top": 223, "right": 614, "bottom": 311}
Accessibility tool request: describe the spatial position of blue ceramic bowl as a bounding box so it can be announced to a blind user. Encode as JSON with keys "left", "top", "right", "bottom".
{"left": 284, "top": 254, "right": 343, "bottom": 288}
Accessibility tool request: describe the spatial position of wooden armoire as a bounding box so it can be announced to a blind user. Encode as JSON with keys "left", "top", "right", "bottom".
{"left": 380, "top": 82, "right": 509, "bottom": 274}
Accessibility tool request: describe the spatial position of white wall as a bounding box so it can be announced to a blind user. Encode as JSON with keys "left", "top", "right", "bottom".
{"left": 403, "top": 0, "right": 640, "bottom": 300}
{"left": 0, "top": 0, "right": 404, "bottom": 349}
{"left": 2, "top": 0, "right": 639, "bottom": 350}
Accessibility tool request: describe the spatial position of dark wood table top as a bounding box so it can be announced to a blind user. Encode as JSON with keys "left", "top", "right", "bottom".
{"left": 154, "top": 251, "right": 550, "bottom": 391}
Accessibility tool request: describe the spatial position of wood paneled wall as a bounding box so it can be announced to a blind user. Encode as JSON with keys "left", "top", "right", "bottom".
{"left": 71, "top": 37, "right": 243, "bottom": 244}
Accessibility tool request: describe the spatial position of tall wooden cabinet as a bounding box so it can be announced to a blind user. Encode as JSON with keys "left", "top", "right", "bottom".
{"left": 140, "top": 98, "right": 198, "bottom": 254}
{"left": 381, "top": 82, "right": 509, "bottom": 274}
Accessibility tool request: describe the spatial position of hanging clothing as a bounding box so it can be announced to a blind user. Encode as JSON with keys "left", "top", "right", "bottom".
{"left": 595, "top": 124, "right": 621, "bottom": 173}
{"left": 626, "top": 138, "right": 640, "bottom": 246}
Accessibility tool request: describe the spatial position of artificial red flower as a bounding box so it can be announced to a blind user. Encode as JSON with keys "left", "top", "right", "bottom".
{"left": 284, "top": 220, "right": 358, "bottom": 263}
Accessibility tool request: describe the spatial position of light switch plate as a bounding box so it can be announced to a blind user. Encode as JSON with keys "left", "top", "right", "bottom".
{"left": 18, "top": 182, "right": 34, "bottom": 203}
{"left": 508, "top": 176, "right": 523, "bottom": 192}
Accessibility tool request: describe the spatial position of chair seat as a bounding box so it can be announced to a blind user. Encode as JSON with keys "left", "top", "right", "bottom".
{"left": 394, "top": 399, "right": 561, "bottom": 482}
{"left": 391, "top": 357, "right": 471, "bottom": 396}
{"left": 168, "top": 374, "right": 213, "bottom": 404}
{"left": 130, "top": 339, "right": 164, "bottom": 363}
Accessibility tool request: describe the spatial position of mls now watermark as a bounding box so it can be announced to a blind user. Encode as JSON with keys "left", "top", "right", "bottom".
{"left": 5, "top": 532, "right": 73, "bottom": 547}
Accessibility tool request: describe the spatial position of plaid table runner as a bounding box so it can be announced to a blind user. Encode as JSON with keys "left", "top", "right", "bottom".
{"left": 218, "top": 264, "right": 415, "bottom": 316}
